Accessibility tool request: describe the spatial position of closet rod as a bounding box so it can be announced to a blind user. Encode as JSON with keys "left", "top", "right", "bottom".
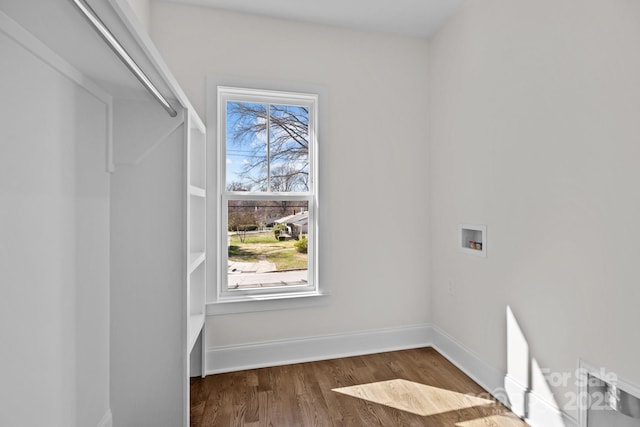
{"left": 71, "top": 0, "right": 178, "bottom": 118}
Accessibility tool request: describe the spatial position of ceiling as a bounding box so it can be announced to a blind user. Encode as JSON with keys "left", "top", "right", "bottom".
{"left": 161, "top": 0, "right": 466, "bottom": 39}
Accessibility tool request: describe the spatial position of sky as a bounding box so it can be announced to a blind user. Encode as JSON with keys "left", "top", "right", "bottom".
{"left": 225, "top": 101, "right": 309, "bottom": 191}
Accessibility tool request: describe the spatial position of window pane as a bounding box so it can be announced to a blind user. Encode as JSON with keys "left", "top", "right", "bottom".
{"left": 226, "top": 101, "right": 268, "bottom": 191}
{"left": 227, "top": 200, "right": 309, "bottom": 290}
{"left": 269, "top": 104, "right": 309, "bottom": 192}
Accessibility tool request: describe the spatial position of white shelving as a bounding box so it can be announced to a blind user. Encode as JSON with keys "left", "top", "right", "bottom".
{"left": 189, "top": 185, "right": 206, "bottom": 198}
{"left": 189, "top": 251, "right": 206, "bottom": 274}
{"left": 5, "top": 0, "right": 209, "bottom": 423}
{"left": 7, "top": 0, "right": 213, "bottom": 424}
{"left": 188, "top": 313, "right": 205, "bottom": 353}
{"left": 186, "top": 111, "right": 207, "bottom": 375}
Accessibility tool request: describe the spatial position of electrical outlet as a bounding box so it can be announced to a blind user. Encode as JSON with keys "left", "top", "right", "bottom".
{"left": 447, "top": 280, "right": 455, "bottom": 296}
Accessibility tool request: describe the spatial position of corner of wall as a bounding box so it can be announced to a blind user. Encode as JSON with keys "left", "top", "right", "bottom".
{"left": 97, "top": 410, "right": 113, "bottom": 427}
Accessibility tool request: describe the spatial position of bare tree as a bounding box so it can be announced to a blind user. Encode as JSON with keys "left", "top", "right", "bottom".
{"left": 226, "top": 181, "right": 249, "bottom": 192}
{"left": 227, "top": 210, "right": 258, "bottom": 243}
{"left": 227, "top": 102, "right": 309, "bottom": 192}
{"left": 228, "top": 200, "right": 307, "bottom": 227}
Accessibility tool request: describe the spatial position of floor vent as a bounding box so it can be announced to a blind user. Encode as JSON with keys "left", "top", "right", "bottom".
{"left": 579, "top": 360, "right": 640, "bottom": 427}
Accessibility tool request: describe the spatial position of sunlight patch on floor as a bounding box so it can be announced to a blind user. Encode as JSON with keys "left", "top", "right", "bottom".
{"left": 333, "top": 379, "right": 495, "bottom": 417}
{"left": 456, "top": 413, "right": 527, "bottom": 426}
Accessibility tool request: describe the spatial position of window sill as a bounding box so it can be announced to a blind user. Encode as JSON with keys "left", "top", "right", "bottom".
{"left": 206, "top": 291, "right": 330, "bottom": 315}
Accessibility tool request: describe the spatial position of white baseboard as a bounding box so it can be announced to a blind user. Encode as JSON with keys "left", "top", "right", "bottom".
{"left": 430, "top": 325, "right": 507, "bottom": 404}
{"left": 204, "top": 324, "right": 577, "bottom": 427}
{"left": 527, "top": 388, "right": 577, "bottom": 427}
{"left": 97, "top": 410, "right": 113, "bottom": 427}
{"left": 430, "top": 326, "right": 577, "bottom": 427}
{"left": 504, "top": 374, "right": 577, "bottom": 427}
{"left": 205, "top": 324, "right": 432, "bottom": 374}
{"left": 504, "top": 374, "right": 528, "bottom": 417}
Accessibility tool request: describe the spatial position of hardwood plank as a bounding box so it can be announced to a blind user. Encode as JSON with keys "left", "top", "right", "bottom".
{"left": 191, "top": 347, "right": 528, "bottom": 427}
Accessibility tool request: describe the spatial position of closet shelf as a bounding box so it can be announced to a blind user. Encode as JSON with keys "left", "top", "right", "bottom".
{"left": 189, "top": 252, "right": 206, "bottom": 274}
{"left": 188, "top": 313, "right": 204, "bottom": 354}
{"left": 189, "top": 185, "right": 206, "bottom": 198}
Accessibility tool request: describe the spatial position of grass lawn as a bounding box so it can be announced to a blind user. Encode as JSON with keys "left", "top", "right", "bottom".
{"left": 228, "top": 231, "right": 307, "bottom": 270}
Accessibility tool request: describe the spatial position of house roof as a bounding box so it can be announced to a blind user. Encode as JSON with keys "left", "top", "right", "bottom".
{"left": 275, "top": 211, "right": 308, "bottom": 226}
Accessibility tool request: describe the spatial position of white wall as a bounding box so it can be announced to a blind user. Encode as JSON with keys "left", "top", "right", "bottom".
{"left": 429, "top": 0, "right": 640, "bottom": 421}
{"left": 110, "top": 100, "right": 185, "bottom": 427}
{"left": 74, "top": 77, "right": 111, "bottom": 427}
{"left": 150, "top": 2, "right": 431, "bottom": 348}
{"left": 0, "top": 28, "right": 110, "bottom": 427}
{"left": 126, "top": 0, "right": 151, "bottom": 33}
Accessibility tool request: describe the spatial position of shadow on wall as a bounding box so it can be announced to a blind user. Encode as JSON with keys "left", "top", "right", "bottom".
{"left": 504, "top": 306, "right": 571, "bottom": 427}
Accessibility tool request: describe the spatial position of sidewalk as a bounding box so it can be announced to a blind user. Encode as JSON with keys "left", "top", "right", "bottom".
{"left": 228, "top": 260, "right": 308, "bottom": 289}
{"left": 228, "top": 259, "right": 276, "bottom": 274}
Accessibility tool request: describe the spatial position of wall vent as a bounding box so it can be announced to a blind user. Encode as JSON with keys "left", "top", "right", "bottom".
{"left": 579, "top": 360, "right": 640, "bottom": 426}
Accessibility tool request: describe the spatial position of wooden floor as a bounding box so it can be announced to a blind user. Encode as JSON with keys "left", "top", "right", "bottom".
{"left": 190, "top": 347, "right": 528, "bottom": 426}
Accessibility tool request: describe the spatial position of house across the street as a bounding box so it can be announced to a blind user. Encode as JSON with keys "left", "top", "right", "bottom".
{"left": 274, "top": 211, "right": 308, "bottom": 240}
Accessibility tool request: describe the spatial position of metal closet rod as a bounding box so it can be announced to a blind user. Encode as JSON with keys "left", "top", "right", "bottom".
{"left": 71, "top": 0, "right": 178, "bottom": 118}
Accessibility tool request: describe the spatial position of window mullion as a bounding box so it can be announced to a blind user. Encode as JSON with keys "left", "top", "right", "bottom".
{"left": 266, "top": 102, "right": 271, "bottom": 193}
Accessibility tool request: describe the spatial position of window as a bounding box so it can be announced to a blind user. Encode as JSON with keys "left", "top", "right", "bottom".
{"left": 217, "top": 87, "right": 318, "bottom": 302}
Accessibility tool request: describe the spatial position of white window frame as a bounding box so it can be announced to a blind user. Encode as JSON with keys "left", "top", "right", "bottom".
{"left": 215, "top": 86, "right": 320, "bottom": 306}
